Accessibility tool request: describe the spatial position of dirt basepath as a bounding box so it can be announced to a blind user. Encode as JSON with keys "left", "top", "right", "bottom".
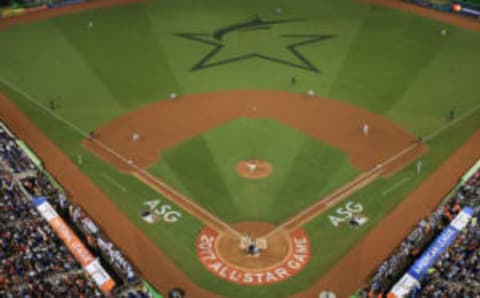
{"left": 359, "top": 0, "right": 480, "bottom": 32}
{"left": 292, "top": 129, "right": 480, "bottom": 298}
{"left": 0, "top": 0, "right": 144, "bottom": 30}
{"left": 86, "top": 90, "right": 424, "bottom": 176}
{"left": 264, "top": 167, "right": 384, "bottom": 240}
{"left": 132, "top": 170, "right": 242, "bottom": 237}
{"left": 86, "top": 90, "right": 426, "bottom": 242}
{"left": 0, "top": 94, "right": 220, "bottom": 298}
{"left": 83, "top": 88, "right": 428, "bottom": 287}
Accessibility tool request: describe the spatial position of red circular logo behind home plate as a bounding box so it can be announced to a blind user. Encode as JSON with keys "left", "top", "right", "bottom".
{"left": 196, "top": 225, "right": 310, "bottom": 286}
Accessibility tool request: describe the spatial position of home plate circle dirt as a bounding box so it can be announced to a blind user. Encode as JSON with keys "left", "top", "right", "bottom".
{"left": 236, "top": 160, "right": 272, "bottom": 179}
{"left": 196, "top": 222, "right": 310, "bottom": 285}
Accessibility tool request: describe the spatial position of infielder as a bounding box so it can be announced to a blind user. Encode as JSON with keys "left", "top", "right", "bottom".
{"left": 362, "top": 123, "right": 369, "bottom": 136}
{"left": 132, "top": 132, "right": 140, "bottom": 142}
{"left": 416, "top": 160, "right": 423, "bottom": 175}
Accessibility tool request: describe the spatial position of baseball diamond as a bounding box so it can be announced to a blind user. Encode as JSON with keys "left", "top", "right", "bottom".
{"left": 0, "top": 0, "right": 480, "bottom": 297}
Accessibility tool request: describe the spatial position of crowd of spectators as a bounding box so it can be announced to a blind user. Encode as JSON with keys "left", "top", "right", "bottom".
{"left": 418, "top": 222, "right": 480, "bottom": 297}
{"left": 60, "top": 202, "right": 137, "bottom": 284}
{"left": 0, "top": 124, "right": 152, "bottom": 297}
{"left": 6, "top": 271, "right": 103, "bottom": 297}
{"left": 361, "top": 165, "right": 480, "bottom": 297}
{"left": 0, "top": 126, "right": 103, "bottom": 297}
{"left": 415, "top": 171, "right": 480, "bottom": 298}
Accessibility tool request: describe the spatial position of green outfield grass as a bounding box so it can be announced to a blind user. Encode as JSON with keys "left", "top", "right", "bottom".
{"left": 149, "top": 118, "right": 359, "bottom": 224}
{"left": 0, "top": 0, "right": 479, "bottom": 297}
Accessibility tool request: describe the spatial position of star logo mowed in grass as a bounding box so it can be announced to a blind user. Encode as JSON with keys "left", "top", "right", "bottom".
{"left": 176, "top": 17, "right": 334, "bottom": 72}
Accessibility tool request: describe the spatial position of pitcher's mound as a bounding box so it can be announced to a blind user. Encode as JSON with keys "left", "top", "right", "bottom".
{"left": 236, "top": 160, "right": 272, "bottom": 179}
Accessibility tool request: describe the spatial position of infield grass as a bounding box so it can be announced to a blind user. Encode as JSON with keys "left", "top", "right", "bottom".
{"left": 148, "top": 118, "right": 359, "bottom": 224}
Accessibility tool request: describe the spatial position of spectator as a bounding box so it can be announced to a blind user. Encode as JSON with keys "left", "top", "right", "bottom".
{"left": 362, "top": 166, "right": 480, "bottom": 297}
{"left": 0, "top": 123, "right": 152, "bottom": 297}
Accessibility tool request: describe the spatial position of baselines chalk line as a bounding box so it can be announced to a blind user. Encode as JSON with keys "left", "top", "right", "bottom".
{"left": 101, "top": 173, "right": 127, "bottom": 192}
{"left": 0, "top": 77, "right": 243, "bottom": 239}
{"left": 382, "top": 176, "right": 412, "bottom": 196}
{"left": 261, "top": 104, "right": 480, "bottom": 239}
{"left": 1, "top": 76, "right": 478, "bottom": 241}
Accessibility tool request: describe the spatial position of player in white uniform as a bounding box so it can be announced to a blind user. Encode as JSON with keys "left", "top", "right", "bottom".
{"left": 362, "top": 123, "right": 369, "bottom": 136}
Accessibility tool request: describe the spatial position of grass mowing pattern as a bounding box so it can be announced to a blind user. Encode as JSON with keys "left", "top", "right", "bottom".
{"left": 149, "top": 118, "right": 359, "bottom": 224}
{"left": 0, "top": 0, "right": 479, "bottom": 296}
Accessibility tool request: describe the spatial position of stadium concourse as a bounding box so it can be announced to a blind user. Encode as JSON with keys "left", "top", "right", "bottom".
{"left": 0, "top": 122, "right": 153, "bottom": 297}
{"left": 361, "top": 162, "right": 480, "bottom": 297}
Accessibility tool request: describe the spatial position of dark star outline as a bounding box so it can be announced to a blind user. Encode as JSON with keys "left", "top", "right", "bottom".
{"left": 175, "top": 31, "right": 335, "bottom": 73}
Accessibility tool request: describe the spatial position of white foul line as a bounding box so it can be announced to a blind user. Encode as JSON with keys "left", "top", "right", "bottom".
{"left": 263, "top": 101, "right": 480, "bottom": 238}
{"left": 0, "top": 77, "right": 243, "bottom": 239}
{"left": 423, "top": 103, "right": 480, "bottom": 143}
{"left": 1, "top": 77, "right": 479, "bottom": 240}
{"left": 382, "top": 176, "right": 412, "bottom": 196}
{"left": 101, "top": 173, "right": 127, "bottom": 192}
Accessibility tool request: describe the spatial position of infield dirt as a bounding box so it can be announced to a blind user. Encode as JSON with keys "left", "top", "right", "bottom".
{"left": 85, "top": 90, "right": 425, "bottom": 176}
{"left": 83, "top": 89, "right": 429, "bottom": 286}
{"left": 85, "top": 90, "right": 426, "bottom": 238}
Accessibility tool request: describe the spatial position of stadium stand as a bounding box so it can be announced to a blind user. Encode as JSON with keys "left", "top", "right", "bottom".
{"left": 0, "top": 122, "right": 153, "bottom": 297}
{"left": 415, "top": 171, "right": 480, "bottom": 298}
{"left": 360, "top": 162, "right": 480, "bottom": 297}
{"left": 402, "top": 0, "right": 480, "bottom": 19}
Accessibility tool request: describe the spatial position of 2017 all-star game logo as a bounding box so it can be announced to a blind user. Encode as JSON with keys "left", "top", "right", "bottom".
{"left": 176, "top": 16, "right": 335, "bottom": 72}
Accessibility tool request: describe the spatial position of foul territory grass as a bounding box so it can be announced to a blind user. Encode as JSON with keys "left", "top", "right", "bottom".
{"left": 0, "top": 0, "right": 479, "bottom": 297}
{"left": 148, "top": 118, "right": 359, "bottom": 224}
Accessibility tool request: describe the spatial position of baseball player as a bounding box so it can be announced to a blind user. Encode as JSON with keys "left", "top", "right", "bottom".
{"left": 362, "top": 123, "right": 369, "bottom": 136}
{"left": 247, "top": 161, "right": 257, "bottom": 173}
{"left": 132, "top": 132, "right": 140, "bottom": 142}
{"left": 87, "top": 16, "right": 94, "bottom": 30}
{"left": 448, "top": 109, "right": 455, "bottom": 122}
{"left": 416, "top": 160, "right": 423, "bottom": 175}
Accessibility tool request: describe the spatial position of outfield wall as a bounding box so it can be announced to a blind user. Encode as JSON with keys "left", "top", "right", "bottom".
{"left": 403, "top": 0, "right": 480, "bottom": 18}
{"left": 0, "top": 0, "right": 84, "bottom": 19}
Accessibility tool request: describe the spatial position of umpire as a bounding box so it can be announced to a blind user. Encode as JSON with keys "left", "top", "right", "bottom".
{"left": 169, "top": 288, "right": 185, "bottom": 298}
